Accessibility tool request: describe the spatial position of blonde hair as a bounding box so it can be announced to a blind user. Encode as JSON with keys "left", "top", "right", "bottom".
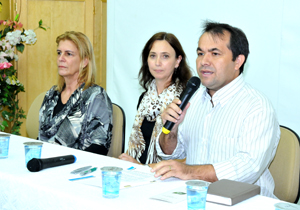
{"left": 56, "top": 31, "right": 96, "bottom": 92}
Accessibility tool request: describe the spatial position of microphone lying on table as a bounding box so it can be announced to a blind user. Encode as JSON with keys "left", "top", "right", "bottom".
{"left": 27, "top": 155, "right": 76, "bottom": 172}
{"left": 162, "top": 76, "right": 201, "bottom": 134}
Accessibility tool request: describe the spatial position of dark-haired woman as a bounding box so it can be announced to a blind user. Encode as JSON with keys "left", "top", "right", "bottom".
{"left": 119, "top": 32, "right": 192, "bottom": 164}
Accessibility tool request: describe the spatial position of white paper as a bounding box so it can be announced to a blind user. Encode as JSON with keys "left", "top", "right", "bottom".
{"left": 150, "top": 186, "right": 187, "bottom": 204}
{"left": 72, "top": 166, "right": 161, "bottom": 189}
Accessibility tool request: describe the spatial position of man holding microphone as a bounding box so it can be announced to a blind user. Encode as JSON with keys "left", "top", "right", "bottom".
{"left": 151, "top": 21, "right": 280, "bottom": 198}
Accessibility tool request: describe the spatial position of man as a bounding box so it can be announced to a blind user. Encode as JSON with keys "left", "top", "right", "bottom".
{"left": 151, "top": 21, "right": 280, "bottom": 198}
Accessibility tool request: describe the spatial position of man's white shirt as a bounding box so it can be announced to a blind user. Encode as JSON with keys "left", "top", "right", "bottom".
{"left": 157, "top": 74, "right": 280, "bottom": 198}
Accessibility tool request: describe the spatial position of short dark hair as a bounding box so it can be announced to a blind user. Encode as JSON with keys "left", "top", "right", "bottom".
{"left": 139, "top": 32, "right": 192, "bottom": 91}
{"left": 202, "top": 21, "right": 249, "bottom": 74}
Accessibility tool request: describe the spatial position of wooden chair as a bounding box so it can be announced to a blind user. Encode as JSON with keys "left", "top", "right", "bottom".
{"left": 107, "top": 103, "right": 125, "bottom": 158}
{"left": 269, "top": 125, "right": 300, "bottom": 203}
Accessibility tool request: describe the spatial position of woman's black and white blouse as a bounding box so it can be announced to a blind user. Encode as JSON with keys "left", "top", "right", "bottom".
{"left": 39, "top": 84, "right": 113, "bottom": 155}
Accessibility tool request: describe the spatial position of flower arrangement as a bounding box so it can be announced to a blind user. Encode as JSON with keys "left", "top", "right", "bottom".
{"left": 0, "top": 13, "right": 46, "bottom": 135}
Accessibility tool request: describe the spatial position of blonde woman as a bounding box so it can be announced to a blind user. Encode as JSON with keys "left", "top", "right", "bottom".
{"left": 39, "top": 31, "right": 112, "bottom": 155}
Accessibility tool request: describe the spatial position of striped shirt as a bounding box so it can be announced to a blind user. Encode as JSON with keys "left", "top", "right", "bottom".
{"left": 157, "top": 74, "right": 280, "bottom": 198}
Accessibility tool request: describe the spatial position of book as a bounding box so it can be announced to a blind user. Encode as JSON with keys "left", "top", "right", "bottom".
{"left": 206, "top": 179, "right": 260, "bottom": 206}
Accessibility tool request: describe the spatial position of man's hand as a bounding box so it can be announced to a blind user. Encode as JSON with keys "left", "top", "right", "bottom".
{"left": 159, "top": 99, "right": 191, "bottom": 154}
{"left": 151, "top": 160, "right": 218, "bottom": 182}
{"left": 151, "top": 160, "right": 192, "bottom": 180}
{"left": 161, "top": 98, "right": 190, "bottom": 128}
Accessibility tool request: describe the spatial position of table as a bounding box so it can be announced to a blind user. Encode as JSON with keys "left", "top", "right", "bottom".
{"left": 0, "top": 133, "right": 283, "bottom": 210}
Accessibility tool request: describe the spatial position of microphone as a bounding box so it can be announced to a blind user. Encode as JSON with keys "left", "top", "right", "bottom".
{"left": 27, "top": 155, "right": 76, "bottom": 172}
{"left": 162, "top": 76, "right": 201, "bottom": 134}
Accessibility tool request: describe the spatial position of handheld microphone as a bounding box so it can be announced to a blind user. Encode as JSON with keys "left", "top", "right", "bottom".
{"left": 162, "top": 76, "right": 201, "bottom": 134}
{"left": 27, "top": 155, "right": 76, "bottom": 172}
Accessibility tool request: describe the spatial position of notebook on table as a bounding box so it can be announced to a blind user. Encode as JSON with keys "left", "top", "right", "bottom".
{"left": 206, "top": 179, "right": 261, "bottom": 206}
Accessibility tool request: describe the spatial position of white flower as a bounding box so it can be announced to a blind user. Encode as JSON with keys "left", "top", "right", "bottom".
{"left": 5, "top": 76, "right": 22, "bottom": 86}
{"left": 16, "top": 79, "right": 21, "bottom": 86}
{"left": 22, "top": 30, "right": 37, "bottom": 45}
{"left": 0, "top": 57, "right": 8, "bottom": 63}
{"left": 0, "top": 51, "right": 8, "bottom": 59}
{"left": 5, "top": 46, "right": 15, "bottom": 59}
{"left": 6, "top": 78, "right": 13, "bottom": 85}
{"left": 5, "top": 30, "right": 22, "bottom": 46}
{"left": 0, "top": 40, "right": 10, "bottom": 51}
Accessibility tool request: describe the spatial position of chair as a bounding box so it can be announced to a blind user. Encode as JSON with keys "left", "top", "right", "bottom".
{"left": 26, "top": 91, "right": 47, "bottom": 139}
{"left": 269, "top": 125, "right": 300, "bottom": 203}
{"left": 107, "top": 103, "right": 126, "bottom": 158}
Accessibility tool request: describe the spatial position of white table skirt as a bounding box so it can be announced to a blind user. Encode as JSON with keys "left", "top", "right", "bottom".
{"left": 0, "top": 133, "right": 283, "bottom": 210}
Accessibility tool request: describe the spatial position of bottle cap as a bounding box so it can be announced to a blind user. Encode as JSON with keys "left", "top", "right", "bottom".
{"left": 23, "top": 142, "right": 43, "bottom": 146}
{"left": 101, "top": 166, "right": 123, "bottom": 172}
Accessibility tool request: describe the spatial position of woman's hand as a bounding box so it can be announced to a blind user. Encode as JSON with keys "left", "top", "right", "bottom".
{"left": 118, "top": 153, "right": 141, "bottom": 164}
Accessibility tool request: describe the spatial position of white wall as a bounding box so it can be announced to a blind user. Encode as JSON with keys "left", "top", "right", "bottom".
{"left": 107, "top": 0, "right": 300, "bottom": 151}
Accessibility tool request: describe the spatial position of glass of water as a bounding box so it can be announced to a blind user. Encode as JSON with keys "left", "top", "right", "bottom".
{"left": 186, "top": 180, "right": 210, "bottom": 210}
{"left": 24, "top": 142, "right": 43, "bottom": 165}
{"left": 0, "top": 134, "right": 10, "bottom": 159}
{"left": 101, "top": 166, "right": 122, "bottom": 198}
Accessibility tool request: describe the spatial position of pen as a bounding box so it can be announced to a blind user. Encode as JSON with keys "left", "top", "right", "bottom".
{"left": 80, "top": 167, "right": 97, "bottom": 176}
{"left": 127, "top": 166, "right": 135, "bottom": 170}
{"left": 70, "top": 166, "right": 92, "bottom": 174}
{"left": 69, "top": 175, "right": 95, "bottom": 181}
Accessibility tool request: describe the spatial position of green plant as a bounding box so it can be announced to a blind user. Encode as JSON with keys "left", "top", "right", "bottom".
{"left": 0, "top": 14, "right": 46, "bottom": 135}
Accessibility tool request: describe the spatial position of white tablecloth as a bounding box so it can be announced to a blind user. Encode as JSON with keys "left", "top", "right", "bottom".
{"left": 0, "top": 133, "right": 283, "bottom": 210}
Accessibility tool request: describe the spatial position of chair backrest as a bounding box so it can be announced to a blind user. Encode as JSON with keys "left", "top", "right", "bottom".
{"left": 269, "top": 125, "right": 300, "bottom": 203}
{"left": 26, "top": 91, "right": 47, "bottom": 139}
{"left": 107, "top": 103, "right": 125, "bottom": 158}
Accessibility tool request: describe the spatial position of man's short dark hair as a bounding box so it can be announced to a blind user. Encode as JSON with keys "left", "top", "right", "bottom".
{"left": 202, "top": 21, "right": 249, "bottom": 74}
